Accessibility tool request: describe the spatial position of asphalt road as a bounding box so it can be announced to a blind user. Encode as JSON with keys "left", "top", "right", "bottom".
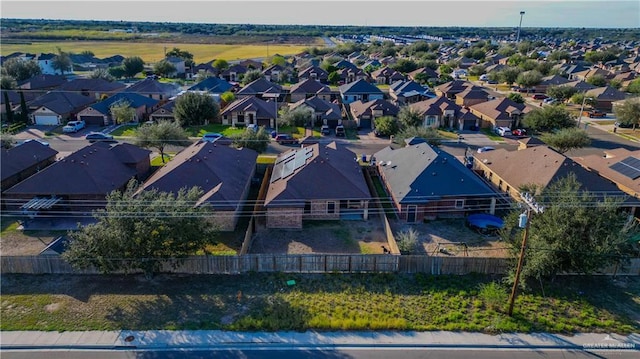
{"left": 3, "top": 348, "right": 638, "bottom": 359}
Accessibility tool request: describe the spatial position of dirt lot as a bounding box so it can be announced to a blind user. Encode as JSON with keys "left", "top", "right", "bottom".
{"left": 0, "top": 220, "right": 63, "bottom": 256}
{"left": 392, "top": 218, "right": 511, "bottom": 257}
{"left": 250, "top": 220, "right": 389, "bottom": 254}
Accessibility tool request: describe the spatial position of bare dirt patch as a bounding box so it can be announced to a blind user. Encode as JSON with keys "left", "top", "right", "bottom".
{"left": 250, "top": 220, "right": 388, "bottom": 254}
{"left": 392, "top": 218, "right": 510, "bottom": 257}
{"left": 0, "top": 220, "right": 62, "bottom": 256}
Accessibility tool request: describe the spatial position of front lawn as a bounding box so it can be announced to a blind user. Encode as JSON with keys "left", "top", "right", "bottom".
{"left": 110, "top": 124, "right": 140, "bottom": 137}
{"left": 1, "top": 274, "right": 637, "bottom": 333}
{"left": 185, "top": 124, "right": 246, "bottom": 137}
{"left": 481, "top": 128, "right": 504, "bottom": 141}
{"left": 150, "top": 154, "right": 174, "bottom": 167}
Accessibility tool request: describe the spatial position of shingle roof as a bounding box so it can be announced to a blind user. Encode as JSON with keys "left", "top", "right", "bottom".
{"left": 350, "top": 99, "right": 399, "bottom": 118}
{"left": 140, "top": 142, "right": 258, "bottom": 210}
{"left": 469, "top": 98, "right": 531, "bottom": 121}
{"left": 289, "top": 78, "right": 331, "bottom": 95}
{"left": 28, "top": 91, "right": 96, "bottom": 115}
{"left": 455, "top": 86, "right": 490, "bottom": 100}
{"left": 374, "top": 143, "right": 497, "bottom": 204}
{"left": 187, "top": 77, "right": 233, "bottom": 94}
{"left": 390, "top": 80, "right": 429, "bottom": 97}
{"left": 1, "top": 141, "right": 58, "bottom": 183}
{"left": 410, "top": 96, "right": 461, "bottom": 116}
{"left": 264, "top": 142, "right": 371, "bottom": 207}
{"left": 573, "top": 148, "right": 640, "bottom": 198}
{"left": 290, "top": 96, "right": 341, "bottom": 120}
{"left": 539, "top": 75, "right": 571, "bottom": 86}
{"left": 435, "top": 80, "right": 471, "bottom": 94}
{"left": 89, "top": 92, "right": 159, "bottom": 115}
{"left": 4, "top": 142, "right": 150, "bottom": 196}
{"left": 221, "top": 96, "right": 277, "bottom": 118}
{"left": 586, "top": 86, "right": 627, "bottom": 101}
{"left": 58, "top": 78, "right": 126, "bottom": 93}
{"left": 17, "top": 75, "right": 67, "bottom": 90}
{"left": 236, "top": 78, "right": 282, "bottom": 96}
{"left": 126, "top": 78, "right": 179, "bottom": 96}
{"left": 339, "top": 78, "right": 383, "bottom": 95}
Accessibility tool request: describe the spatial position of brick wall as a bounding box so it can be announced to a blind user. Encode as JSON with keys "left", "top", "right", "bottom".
{"left": 306, "top": 200, "right": 340, "bottom": 220}
{"left": 267, "top": 207, "right": 303, "bottom": 229}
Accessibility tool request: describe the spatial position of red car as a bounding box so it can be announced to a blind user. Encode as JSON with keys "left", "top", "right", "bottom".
{"left": 512, "top": 129, "right": 527, "bottom": 137}
{"left": 532, "top": 94, "right": 548, "bottom": 100}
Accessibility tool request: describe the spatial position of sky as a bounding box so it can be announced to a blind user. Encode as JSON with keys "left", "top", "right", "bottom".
{"left": 1, "top": 0, "right": 639, "bottom": 28}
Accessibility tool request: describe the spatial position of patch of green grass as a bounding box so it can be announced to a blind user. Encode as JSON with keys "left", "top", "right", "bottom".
{"left": 110, "top": 124, "right": 140, "bottom": 137}
{"left": 151, "top": 154, "right": 174, "bottom": 167}
{"left": 257, "top": 155, "right": 277, "bottom": 164}
{"left": 480, "top": 128, "right": 503, "bottom": 141}
{"left": 438, "top": 129, "right": 459, "bottom": 139}
{"left": 1, "top": 219, "right": 20, "bottom": 234}
{"left": 186, "top": 124, "right": 245, "bottom": 137}
{"left": 371, "top": 175, "right": 395, "bottom": 216}
{"left": 1, "top": 274, "right": 637, "bottom": 333}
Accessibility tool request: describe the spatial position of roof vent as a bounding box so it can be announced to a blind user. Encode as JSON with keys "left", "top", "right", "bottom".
{"left": 432, "top": 172, "right": 437, "bottom": 176}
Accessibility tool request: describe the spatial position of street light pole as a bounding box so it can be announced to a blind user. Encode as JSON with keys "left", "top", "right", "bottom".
{"left": 516, "top": 11, "right": 525, "bottom": 43}
{"left": 577, "top": 95, "right": 592, "bottom": 128}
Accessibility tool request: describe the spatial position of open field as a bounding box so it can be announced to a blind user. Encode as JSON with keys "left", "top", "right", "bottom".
{"left": 0, "top": 41, "right": 312, "bottom": 63}
{"left": 1, "top": 273, "right": 637, "bottom": 333}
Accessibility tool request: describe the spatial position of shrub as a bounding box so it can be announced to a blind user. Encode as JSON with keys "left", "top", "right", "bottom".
{"left": 396, "top": 228, "right": 420, "bottom": 254}
{"left": 478, "top": 281, "right": 507, "bottom": 312}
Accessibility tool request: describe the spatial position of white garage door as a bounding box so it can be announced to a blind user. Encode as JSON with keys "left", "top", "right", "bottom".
{"left": 34, "top": 115, "right": 59, "bottom": 125}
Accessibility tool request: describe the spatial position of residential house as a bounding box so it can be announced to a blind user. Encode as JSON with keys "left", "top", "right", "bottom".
{"left": 288, "top": 78, "right": 332, "bottom": 102}
{"left": 350, "top": 99, "right": 399, "bottom": 130}
{"left": 3, "top": 142, "right": 150, "bottom": 214}
{"left": 1, "top": 141, "right": 58, "bottom": 193}
{"left": 165, "top": 56, "right": 186, "bottom": 78}
{"left": 187, "top": 77, "right": 233, "bottom": 97}
{"left": 239, "top": 59, "right": 264, "bottom": 70}
{"left": 484, "top": 63, "right": 507, "bottom": 75}
{"left": 290, "top": 96, "right": 342, "bottom": 128}
{"left": 138, "top": 141, "right": 258, "bottom": 231}
{"left": 371, "top": 66, "right": 405, "bottom": 85}
{"left": 585, "top": 86, "right": 627, "bottom": 111}
{"left": 571, "top": 67, "right": 613, "bottom": 81}
{"left": 220, "top": 96, "right": 277, "bottom": 127}
{"left": 389, "top": 80, "right": 432, "bottom": 105}
{"left": 221, "top": 64, "right": 248, "bottom": 82}
{"left": 407, "top": 67, "right": 439, "bottom": 84}
{"left": 149, "top": 100, "right": 176, "bottom": 122}
{"left": 192, "top": 61, "right": 219, "bottom": 78}
{"left": 454, "top": 86, "right": 491, "bottom": 108}
{"left": 457, "top": 57, "right": 477, "bottom": 69}
{"left": 17, "top": 74, "right": 67, "bottom": 93}
{"left": 410, "top": 96, "right": 479, "bottom": 130}
{"left": 374, "top": 141, "right": 499, "bottom": 222}
{"left": 565, "top": 80, "right": 598, "bottom": 92}
{"left": 334, "top": 59, "right": 358, "bottom": 71}
{"left": 236, "top": 78, "right": 283, "bottom": 101}
{"left": 533, "top": 74, "right": 571, "bottom": 93}
{"left": 262, "top": 64, "right": 286, "bottom": 83}
{"left": 57, "top": 78, "right": 126, "bottom": 101}
{"left": 338, "top": 78, "right": 384, "bottom": 104}
{"left": 36, "top": 53, "right": 73, "bottom": 75}
{"left": 473, "top": 146, "right": 634, "bottom": 206}
{"left": 77, "top": 92, "right": 159, "bottom": 125}
{"left": 336, "top": 67, "right": 368, "bottom": 84}
{"left": 126, "top": 78, "right": 180, "bottom": 101}
{"left": 434, "top": 80, "right": 471, "bottom": 99}
{"left": 468, "top": 98, "right": 532, "bottom": 129}
{"left": 573, "top": 148, "right": 640, "bottom": 202}
{"left": 264, "top": 142, "right": 371, "bottom": 229}
{"left": 28, "top": 91, "right": 96, "bottom": 125}
{"left": 298, "top": 66, "right": 329, "bottom": 83}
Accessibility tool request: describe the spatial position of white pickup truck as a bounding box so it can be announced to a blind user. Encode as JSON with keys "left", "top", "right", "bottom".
{"left": 62, "top": 120, "right": 85, "bottom": 133}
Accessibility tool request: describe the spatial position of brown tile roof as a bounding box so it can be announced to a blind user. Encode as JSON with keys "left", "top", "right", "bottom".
{"left": 585, "top": 86, "right": 627, "bottom": 101}
{"left": 264, "top": 142, "right": 371, "bottom": 207}
{"left": 350, "top": 99, "right": 399, "bottom": 119}
{"left": 455, "top": 86, "right": 490, "bottom": 100}
{"left": 221, "top": 96, "right": 277, "bottom": 119}
{"left": 469, "top": 98, "right": 531, "bottom": 121}
{"left": 435, "top": 80, "right": 471, "bottom": 94}
{"left": 140, "top": 142, "right": 257, "bottom": 210}
{"left": 573, "top": 148, "right": 640, "bottom": 198}
{"left": 410, "top": 96, "right": 461, "bottom": 116}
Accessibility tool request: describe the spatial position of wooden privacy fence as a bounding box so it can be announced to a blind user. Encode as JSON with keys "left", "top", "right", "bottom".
{"left": 2, "top": 255, "right": 638, "bottom": 276}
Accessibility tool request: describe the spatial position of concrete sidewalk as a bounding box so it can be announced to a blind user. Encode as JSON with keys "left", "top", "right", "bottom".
{"left": 1, "top": 330, "right": 638, "bottom": 351}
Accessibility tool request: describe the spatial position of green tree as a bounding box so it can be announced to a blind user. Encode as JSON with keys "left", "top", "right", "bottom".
{"left": 548, "top": 50, "right": 571, "bottom": 62}
{"left": 395, "top": 126, "right": 441, "bottom": 147}
{"left": 516, "top": 70, "right": 543, "bottom": 89}
{"left": 51, "top": 47, "right": 72, "bottom": 75}
{"left": 373, "top": 116, "right": 399, "bottom": 136}
{"left": 546, "top": 85, "right": 577, "bottom": 103}
{"left": 327, "top": 71, "right": 340, "bottom": 85}
{"left": 438, "top": 64, "right": 453, "bottom": 75}
{"left": 2, "top": 58, "right": 41, "bottom": 81}
{"left": 498, "top": 67, "right": 522, "bottom": 86}
{"left": 502, "top": 174, "right": 636, "bottom": 287}
{"left": 609, "top": 78, "right": 622, "bottom": 89}
{"left": 232, "top": 126, "right": 270, "bottom": 153}
{"left": 468, "top": 65, "right": 486, "bottom": 77}
{"left": 19, "top": 91, "right": 28, "bottom": 123}
{"left": 626, "top": 78, "right": 640, "bottom": 94}
{"left": 79, "top": 50, "right": 95, "bottom": 57}
{"left": 523, "top": 105, "right": 575, "bottom": 132}
{"left": 109, "top": 100, "right": 136, "bottom": 124}
{"left": 153, "top": 59, "right": 177, "bottom": 77}
{"left": 507, "top": 93, "right": 525, "bottom": 104}
{"left": 570, "top": 93, "right": 597, "bottom": 107}
{"left": 398, "top": 106, "right": 423, "bottom": 129}
{"left": 108, "top": 66, "right": 126, "bottom": 79}
{"left": 242, "top": 69, "right": 263, "bottom": 85}
{"left": 270, "top": 55, "right": 286, "bottom": 67}
{"left": 3, "top": 91, "right": 14, "bottom": 123}
{"left": 136, "top": 120, "right": 190, "bottom": 163}
{"left": 64, "top": 181, "right": 218, "bottom": 277}
{"left": 220, "top": 91, "right": 235, "bottom": 106}
{"left": 497, "top": 46, "right": 516, "bottom": 57}
{"left": 392, "top": 59, "right": 418, "bottom": 73}
{"left": 413, "top": 72, "right": 430, "bottom": 84}
{"left": 165, "top": 47, "right": 194, "bottom": 65}
{"left": 396, "top": 228, "right": 420, "bottom": 254}
{"left": 212, "top": 59, "right": 229, "bottom": 71}
{"left": 174, "top": 92, "right": 220, "bottom": 126}
{"left": 541, "top": 128, "right": 591, "bottom": 153}
{"left": 278, "top": 106, "right": 313, "bottom": 127}
{"left": 613, "top": 97, "right": 640, "bottom": 130}
{"left": 122, "top": 56, "right": 145, "bottom": 78}
{"left": 0, "top": 132, "right": 15, "bottom": 149}
{"left": 507, "top": 53, "right": 527, "bottom": 67}
{"left": 89, "top": 68, "right": 114, "bottom": 82}
{"left": 0, "top": 72, "right": 17, "bottom": 89}
{"left": 587, "top": 74, "right": 607, "bottom": 87}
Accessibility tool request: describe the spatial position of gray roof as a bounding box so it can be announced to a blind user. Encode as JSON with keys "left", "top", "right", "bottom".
{"left": 339, "top": 78, "right": 383, "bottom": 95}
{"left": 126, "top": 78, "right": 179, "bottom": 96}
{"left": 58, "top": 78, "right": 126, "bottom": 93}
{"left": 1, "top": 141, "right": 58, "bottom": 183}
{"left": 140, "top": 142, "right": 258, "bottom": 210}
{"left": 374, "top": 143, "right": 497, "bottom": 204}
{"left": 28, "top": 91, "right": 96, "bottom": 115}
{"left": 289, "top": 78, "right": 331, "bottom": 95}
{"left": 221, "top": 96, "right": 277, "bottom": 119}
{"left": 236, "top": 78, "right": 282, "bottom": 96}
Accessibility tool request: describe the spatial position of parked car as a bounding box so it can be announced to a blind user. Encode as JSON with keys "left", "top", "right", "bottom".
{"left": 62, "top": 120, "right": 85, "bottom": 133}
{"left": 20, "top": 138, "right": 49, "bottom": 147}
{"left": 486, "top": 79, "right": 499, "bottom": 84}
{"left": 532, "top": 94, "right": 548, "bottom": 100}
{"left": 321, "top": 125, "right": 331, "bottom": 136}
{"left": 477, "top": 146, "right": 495, "bottom": 153}
{"left": 584, "top": 110, "right": 606, "bottom": 118}
{"left": 246, "top": 124, "right": 258, "bottom": 132}
{"left": 615, "top": 121, "right": 634, "bottom": 128}
{"left": 512, "top": 128, "right": 527, "bottom": 137}
{"left": 275, "top": 134, "right": 298, "bottom": 145}
{"left": 543, "top": 97, "right": 557, "bottom": 105}
{"left": 494, "top": 127, "right": 512, "bottom": 137}
{"left": 335, "top": 125, "right": 346, "bottom": 137}
{"left": 201, "top": 132, "right": 222, "bottom": 142}
{"left": 85, "top": 132, "right": 116, "bottom": 143}
{"left": 479, "top": 74, "right": 488, "bottom": 81}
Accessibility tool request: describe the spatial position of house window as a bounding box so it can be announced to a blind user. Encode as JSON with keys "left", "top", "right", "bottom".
{"left": 455, "top": 199, "right": 464, "bottom": 209}
{"left": 304, "top": 201, "right": 311, "bottom": 214}
{"left": 327, "top": 201, "right": 336, "bottom": 214}
{"left": 505, "top": 186, "right": 510, "bottom": 194}
{"left": 426, "top": 116, "right": 437, "bottom": 126}
{"left": 499, "top": 180, "right": 503, "bottom": 189}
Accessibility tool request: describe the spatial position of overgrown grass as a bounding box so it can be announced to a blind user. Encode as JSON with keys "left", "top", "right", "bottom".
{"left": 185, "top": 124, "right": 245, "bottom": 137}
{"left": 110, "top": 124, "right": 139, "bottom": 137}
{"left": 1, "top": 274, "right": 637, "bottom": 333}
{"left": 370, "top": 175, "right": 395, "bottom": 216}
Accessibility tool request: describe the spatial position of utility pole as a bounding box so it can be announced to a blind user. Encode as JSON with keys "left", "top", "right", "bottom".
{"left": 508, "top": 192, "right": 544, "bottom": 317}
{"left": 516, "top": 11, "right": 525, "bottom": 43}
